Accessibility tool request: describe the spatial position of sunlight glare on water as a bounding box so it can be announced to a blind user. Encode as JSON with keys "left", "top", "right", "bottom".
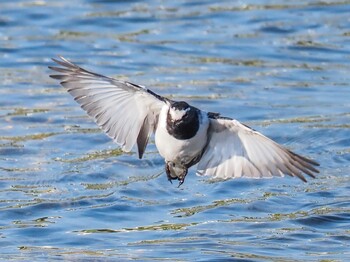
{"left": 0, "top": 0, "right": 349, "bottom": 260}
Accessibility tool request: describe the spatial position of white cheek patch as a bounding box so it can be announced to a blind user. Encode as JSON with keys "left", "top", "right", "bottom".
{"left": 169, "top": 107, "right": 190, "bottom": 121}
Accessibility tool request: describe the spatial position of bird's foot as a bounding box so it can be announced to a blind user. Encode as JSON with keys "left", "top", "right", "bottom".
{"left": 177, "top": 172, "right": 187, "bottom": 188}
{"left": 165, "top": 162, "right": 188, "bottom": 187}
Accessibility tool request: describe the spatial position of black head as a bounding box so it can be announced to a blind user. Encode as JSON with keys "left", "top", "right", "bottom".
{"left": 166, "top": 101, "right": 200, "bottom": 140}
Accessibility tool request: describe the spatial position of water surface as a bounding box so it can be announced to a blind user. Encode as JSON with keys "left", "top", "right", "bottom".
{"left": 0, "top": 0, "right": 349, "bottom": 261}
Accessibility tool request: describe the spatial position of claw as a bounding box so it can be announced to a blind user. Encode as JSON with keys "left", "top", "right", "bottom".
{"left": 177, "top": 179, "right": 184, "bottom": 188}
{"left": 165, "top": 161, "right": 188, "bottom": 186}
{"left": 176, "top": 169, "right": 188, "bottom": 188}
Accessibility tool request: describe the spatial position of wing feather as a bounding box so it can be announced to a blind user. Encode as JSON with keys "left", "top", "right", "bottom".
{"left": 49, "top": 56, "right": 165, "bottom": 158}
{"left": 197, "top": 118, "right": 319, "bottom": 181}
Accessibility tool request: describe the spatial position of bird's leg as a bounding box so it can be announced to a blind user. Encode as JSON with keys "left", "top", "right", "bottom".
{"left": 165, "top": 162, "right": 174, "bottom": 184}
{"left": 165, "top": 161, "right": 188, "bottom": 186}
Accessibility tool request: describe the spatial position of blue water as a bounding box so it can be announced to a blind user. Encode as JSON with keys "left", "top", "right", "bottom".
{"left": 1, "top": 0, "right": 350, "bottom": 260}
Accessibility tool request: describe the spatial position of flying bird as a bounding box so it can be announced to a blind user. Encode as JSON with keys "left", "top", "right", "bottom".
{"left": 49, "top": 56, "right": 319, "bottom": 186}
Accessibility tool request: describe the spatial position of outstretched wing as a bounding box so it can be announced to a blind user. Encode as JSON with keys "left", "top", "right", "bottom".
{"left": 49, "top": 56, "right": 166, "bottom": 158}
{"left": 197, "top": 118, "right": 319, "bottom": 182}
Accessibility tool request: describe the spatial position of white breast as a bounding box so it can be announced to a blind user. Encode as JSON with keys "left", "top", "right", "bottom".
{"left": 155, "top": 105, "right": 209, "bottom": 164}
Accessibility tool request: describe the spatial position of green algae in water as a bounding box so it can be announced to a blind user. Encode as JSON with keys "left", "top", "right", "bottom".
{"left": 0, "top": 132, "right": 58, "bottom": 142}
{"left": 77, "top": 222, "right": 198, "bottom": 234}
{"left": 171, "top": 198, "right": 250, "bottom": 217}
{"left": 57, "top": 148, "right": 125, "bottom": 163}
{"left": 5, "top": 108, "right": 50, "bottom": 117}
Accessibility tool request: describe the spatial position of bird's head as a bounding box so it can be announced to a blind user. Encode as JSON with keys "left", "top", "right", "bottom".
{"left": 168, "top": 101, "right": 193, "bottom": 123}
{"left": 166, "top": 101, "right": 200, "bottom": 140}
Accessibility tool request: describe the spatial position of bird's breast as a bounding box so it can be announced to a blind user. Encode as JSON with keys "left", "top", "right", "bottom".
{"left": 155, "top": 106, "right": 209, "bottom": 164}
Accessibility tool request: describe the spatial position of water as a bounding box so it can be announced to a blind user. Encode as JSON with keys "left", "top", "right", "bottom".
{"left": 1, "top": 0, "right": 350, "bottom": 260}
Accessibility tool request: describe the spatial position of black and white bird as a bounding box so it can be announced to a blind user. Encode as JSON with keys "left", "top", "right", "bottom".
{"left": 49, "top": 56, "right": 319, "bottom": 186}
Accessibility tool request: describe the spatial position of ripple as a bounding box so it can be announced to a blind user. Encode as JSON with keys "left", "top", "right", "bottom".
{"left": 295, "top": 213, "right": 350, "bottom": 228}
{"left": 1, "top": 0, "right": 350, "bottom": 260}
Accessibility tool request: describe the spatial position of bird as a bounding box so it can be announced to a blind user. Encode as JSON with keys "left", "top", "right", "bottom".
{"left": 49, "top": 56, "right": 319, "bottom": 187}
